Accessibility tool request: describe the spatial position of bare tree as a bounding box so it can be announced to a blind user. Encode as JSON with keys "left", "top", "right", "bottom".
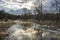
{"left": 35, "top": 2, "right": 43, "bottom": 40}
{"left": 50, "top": 0, "right": 60, "bottom": 24}
{"left": 51, "top": 0, "right": 60, "bottom": 13}
{"left": 35, "top": 2, "right": 43, "bottom": 21}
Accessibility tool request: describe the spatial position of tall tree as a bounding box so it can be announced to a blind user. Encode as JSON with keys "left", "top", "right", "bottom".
{"left": 50, "top": 0, "right": 60, "bottom": 24}
{"left": 50, "top": 0, "right": 60, "bottom": 13}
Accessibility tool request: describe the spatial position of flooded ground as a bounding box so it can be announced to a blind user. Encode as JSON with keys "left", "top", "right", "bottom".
{"left": 0, "top": 20, "right": 60, "bottom": 40}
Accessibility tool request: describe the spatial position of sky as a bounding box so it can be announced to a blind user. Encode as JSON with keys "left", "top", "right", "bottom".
{"left": 0, "top": 0, "right": 52, "bottom": 14}
{"left": 0, "top": 0, "right": 48, "bottom": 10}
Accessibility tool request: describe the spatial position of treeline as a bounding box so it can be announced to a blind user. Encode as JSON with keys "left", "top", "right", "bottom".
{"left": 0, "top": 10, "right": 20, "bottom": 21}
{"left": 0, "top": 10, "right": 60, "bottom": 22}
{"left": 20, "top": 13, "right": 60, "bottom": 22}
{"left": 36, "top": 13, "right": 60, "bottom": 21}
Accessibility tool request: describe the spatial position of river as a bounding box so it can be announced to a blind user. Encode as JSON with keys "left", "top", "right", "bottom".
{"left": 3, "top": 20, "right": 60, "bottom": 40}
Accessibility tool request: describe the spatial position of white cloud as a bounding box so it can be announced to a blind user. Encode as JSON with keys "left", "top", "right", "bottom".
{"left": 0, "top": 0, "right": 47, "bottom": 10}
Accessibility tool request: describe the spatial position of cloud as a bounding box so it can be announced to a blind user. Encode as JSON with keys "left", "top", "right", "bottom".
{"left": 0, "top": 0, "right": 40, "bottom": 10}
{"left": 0, "top": 0, "right": 48, "bottom": 14}
{"left": 0, "top": 0, "right": 47, "bottom": 10}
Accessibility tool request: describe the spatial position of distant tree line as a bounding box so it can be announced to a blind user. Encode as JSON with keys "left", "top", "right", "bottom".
{"left": 0, "top": 10, "right": 20, "bottom": 21}
{"left": 20, "top": 12, "right": 60, "bottom": 21}
{"left": 0, "top": 7, "right": 60, "bottom": 22}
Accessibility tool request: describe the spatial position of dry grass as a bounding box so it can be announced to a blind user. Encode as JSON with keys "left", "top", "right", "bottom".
{"left": 0, "top": 21, "right": 15, "bottom": 27}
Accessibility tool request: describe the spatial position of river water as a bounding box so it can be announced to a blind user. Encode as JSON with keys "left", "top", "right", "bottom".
{"left": 4, "top": 20, "right": 59, "bottom": 40}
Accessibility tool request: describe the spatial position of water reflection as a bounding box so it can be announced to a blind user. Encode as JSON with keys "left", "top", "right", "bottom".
{"left": 7, "top": 21, "right": 37, "bottom": 40}
{"left": 4, "top": 21, "right": 60, "bottom": 40}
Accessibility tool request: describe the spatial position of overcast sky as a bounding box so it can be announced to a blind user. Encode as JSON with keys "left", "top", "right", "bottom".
{"left": 0, "top": 0, "right": 56, "bottom": 14}
{"left": 0, "top": 0, "right": 48, "bottom": 10}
